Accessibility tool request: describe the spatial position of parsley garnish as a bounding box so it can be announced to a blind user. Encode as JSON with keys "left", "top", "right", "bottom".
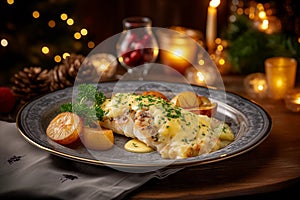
{"left": 60, "top": 84, "right": 106, "bottom": 127}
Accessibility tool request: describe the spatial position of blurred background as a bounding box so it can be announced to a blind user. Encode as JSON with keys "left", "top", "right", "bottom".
{"left": 1, "top": 0, "right": 300, "bottom": 85}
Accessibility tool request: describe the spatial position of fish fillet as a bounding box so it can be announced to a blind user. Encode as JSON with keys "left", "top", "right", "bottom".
{"left": 99, "top": 93, "right": 234, "bottom": 159}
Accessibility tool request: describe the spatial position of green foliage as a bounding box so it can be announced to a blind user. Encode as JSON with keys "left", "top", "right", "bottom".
{"left": 227, "top": 29, "right": 271, "bottom": 74}
{"left": 223, "top": 15, "right": 300, "bottom": 74}
{"left": 60, "top": 84, "right": 106, "bottom": 127}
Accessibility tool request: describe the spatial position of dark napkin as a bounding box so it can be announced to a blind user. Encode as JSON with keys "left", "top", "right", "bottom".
{"left": 0, "top": 121, "right": 182, "bottom": 200}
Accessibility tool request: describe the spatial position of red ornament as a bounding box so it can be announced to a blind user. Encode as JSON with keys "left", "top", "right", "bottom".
{"left": 0, "top": 87, "right": 16, "bottom": 113}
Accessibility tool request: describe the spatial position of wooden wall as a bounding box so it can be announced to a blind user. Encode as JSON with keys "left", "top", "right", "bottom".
{"left": 77, "top": 0, "right": 230, "bottom": 43}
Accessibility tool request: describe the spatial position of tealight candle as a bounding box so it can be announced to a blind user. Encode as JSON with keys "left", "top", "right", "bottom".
{"left": 244, "top": 73, "right": 268, "bottom": 98}
{"left": 265, "top": 57, "right": 297, "bottom": 100}
{"left": 88, "top": 53, "right": 117, "bottom": 80}
{"left": 284, "top": 89, "right": 300, "bottom": 112}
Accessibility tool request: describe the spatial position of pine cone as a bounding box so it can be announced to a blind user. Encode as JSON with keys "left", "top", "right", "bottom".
{"left": 49, "top": 54, "right": 85, "bottom": 91}
{"left": 75, "top": 58, "right": 100, "bottom": 84}
{"left": 11, "top": 67, "right": 50, "bottom": 103}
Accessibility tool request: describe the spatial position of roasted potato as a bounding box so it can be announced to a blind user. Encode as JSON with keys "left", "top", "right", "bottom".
{"left": 171, "top": 91, "right": 217, "bottom": 117}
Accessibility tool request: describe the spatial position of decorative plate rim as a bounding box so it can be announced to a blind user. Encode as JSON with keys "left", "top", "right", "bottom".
{"left": 16, "top": 81, "right": 272, "bottom": 170}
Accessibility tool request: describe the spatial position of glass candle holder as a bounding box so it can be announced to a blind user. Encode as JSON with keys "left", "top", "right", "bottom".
{"left": 264, "top": 57, "right": 297, "bottom": 100}
{"left": 244, "top": 73, "right": 268, "bottom": 99}
{"left": 284, "top": 89, "right": 300, "bottom": 112}
{"left": 88, "top": 53, "right": 117, "bottom": 80}
{"left": 157, "top": 28, "right": 199, "bottom": 74}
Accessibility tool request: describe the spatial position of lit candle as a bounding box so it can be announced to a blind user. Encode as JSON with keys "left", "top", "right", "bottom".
{"left": 206, "top": 0, "right": 220, "bottom": 52}
{"left": 244, "top": 73, "right": 268, "bottom": 98}
{"left": 88, "top": 53, "right": 117, "bottom": 80}
{"left": 157, "top": 28, "right": 198, "bottom": 74}
{"left": 265, "top": 57, "right": 297, "bottom": 99}
{"left": 284, "top": 89, "right": 300, "bottom": 112}
{"left": 160, "top": 46, "right": 193, "bottom": 74}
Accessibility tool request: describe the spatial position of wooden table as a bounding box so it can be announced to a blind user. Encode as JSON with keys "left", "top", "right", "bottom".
{"left": 128, "top": 75, "right": 300, "bottom": 199}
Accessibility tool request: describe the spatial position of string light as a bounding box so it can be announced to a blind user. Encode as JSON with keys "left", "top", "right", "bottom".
{"left": 88, "top": 41, "right": 95, "bottom": 48}
{"left": 62, "top": 53, "right": 70, "bottom": 59}
{"left": 41, "top": 46, "right": 49, "bottom": 54}
{"left": 7, "top": 0, "right": 14, "bottom": 5}
{"left": 1, "top": 39, "right": 8, "bottom": 47}
{"left": 54, "top": 55, "right": 61, "bottom": 63}
{"left": 237, "top": 8, "right": 243, "bottom": 15}
{"left": 1, "top": 0, "right": 97, "bottom": 75}
{"left": 261, "top": 19, "right": 269, "bottom": 30}
{"left": 217, "top": 44, "right": 223, "bottom": 51}
{"left": 218, "top": 58, "right": 225, "bottom": 65}
{"left": 66, "top": 18, "right": 74, "bottom": 26}
{"left": 258, "top": 11, "right": 266, "bottom": 19}
{"left": 60, "top": 13, "right": 68, "bottom": 20}
{"left": 32, "top": 10, "right": 94, "bottom": 62}
{"left": 32, "top": 11, "right": 40, "bottom": 18}
{"left": 80, "top": 28, "right": 88, "bottom": 36}
{"left": 74, "top": 32, "right": 81, "bottom": 39}
{"left": 48, "top": 20, "right": 56, "bottom": 28}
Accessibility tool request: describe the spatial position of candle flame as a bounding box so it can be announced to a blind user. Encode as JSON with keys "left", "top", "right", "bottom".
{"left": 257, "top": 84, "right": 264, "bottom": 91}
{"left": 209, "top": 0, "right": 220, "bottom": 8}
{"left": 295, "top": 97, "right": 300, "bottom": 104}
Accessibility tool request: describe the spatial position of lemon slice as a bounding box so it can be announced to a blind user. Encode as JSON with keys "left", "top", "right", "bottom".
{"left": 46, "top": 112, "right": 82, "bottom": 145}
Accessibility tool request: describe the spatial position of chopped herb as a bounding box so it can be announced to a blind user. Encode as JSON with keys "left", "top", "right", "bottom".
{"left": 222, "top": 126, "right": 227, "bottom": 133}
{"left": 138, "top": 102, "right": 143, "bottom": 109}
{"left": 132, "top": 142, "right": 138, "bottom": 148}
{"left": 182, "top": 138, "right": 189, "bottom": 144}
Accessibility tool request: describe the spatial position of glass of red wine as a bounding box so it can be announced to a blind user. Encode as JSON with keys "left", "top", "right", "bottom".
{"left": 116, "top": 17, "right": 159, "bottom": 77}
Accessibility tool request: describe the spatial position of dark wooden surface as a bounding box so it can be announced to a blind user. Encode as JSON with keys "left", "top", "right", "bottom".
{"left": 127, "top": 75, "right": 300, "bottom": 199}
{"left": 1, "top": 73, "right": 299, "bottom": 199}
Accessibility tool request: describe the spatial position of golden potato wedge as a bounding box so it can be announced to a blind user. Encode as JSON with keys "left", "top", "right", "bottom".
{"left": 46, "top": 112, "right": 82, "bottom": 145}
{"left": 81, "top": 127, "right": 114, "bottom": 150}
